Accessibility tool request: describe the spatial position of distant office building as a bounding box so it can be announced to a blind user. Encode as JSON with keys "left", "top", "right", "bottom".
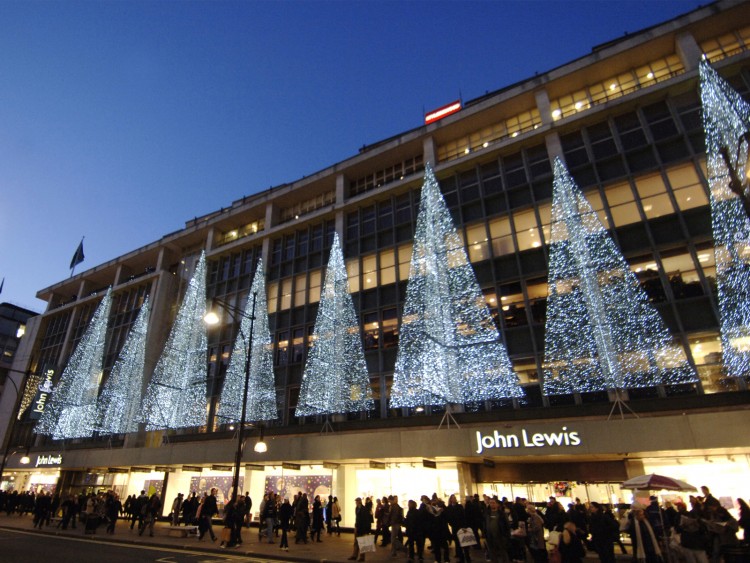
{"left": 2, "top": 0, "right": 749, "bottom": 519}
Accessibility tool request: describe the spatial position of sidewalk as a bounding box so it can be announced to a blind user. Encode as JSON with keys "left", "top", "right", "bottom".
{"left": 0, "top": 513, "right": 631, "bottom": 562}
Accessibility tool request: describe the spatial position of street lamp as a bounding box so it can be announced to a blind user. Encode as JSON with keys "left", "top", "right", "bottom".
{"left": 204, "top": 292, "right": 261, "bottom": 503}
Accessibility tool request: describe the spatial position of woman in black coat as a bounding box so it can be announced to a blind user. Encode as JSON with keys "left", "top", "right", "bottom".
{"left": 311, "top": 495, "right": 324, "bottom": 542}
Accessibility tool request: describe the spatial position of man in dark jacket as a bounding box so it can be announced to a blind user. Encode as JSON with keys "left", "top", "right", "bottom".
{"left": 130, "top": 490, "right": 148, "bottom": 530}
{"left": 198, "top": 488, "right": 219, "bottom": 542}
{"left": 589, "top": 502, "right": 617, "bottom": 563}
{"left": 139, "top": 493, "right": 161, "bottom": 537}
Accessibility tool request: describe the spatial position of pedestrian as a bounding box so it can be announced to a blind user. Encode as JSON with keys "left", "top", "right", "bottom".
{"left": 332, "top": 496, "right": 342, "bottom": 536}
{"left": 139, "top": 492, "right": 161, "bottom": 537}
{"left": 294, "top": 493, "right": 309, "bottom": 543}
{"left": 559, "top": 521, "right": 586, "bottom": 563}
{"left": 525, "top": 504, "right": 548, "bottom": 563}
{"left": 130, "top": 490, "right": 148, "bottom": 531}
{"left": 312, "top": 494, "right": 324, "bottom": 542}
{"left": 389, "top": 495, "right": 406, "bottom": 555}
{"left": 348, "top": 497, "right": 372, "bottom": 562}
{"left": 171, "top": 493, "right": 183, "bottom": 526}
{"left": 627, "top": 502, "right": 662, "bottom": 563}
{"left": 279, "top": 497, "right": 293, "bottom": 551}
{"left": 588, "top": 502, "right": 617, "bottom": 563}
{"left": 261, "top": 492, "right": 278, "bottom": 544}
{"left": 484, "top": 497, "right": 511, "bottom": 563}
{"left": 198, "top": 488, "right": 219, "bottom": 542}
{"left": 105, "top": 492, "right": 122, "bottom": 534}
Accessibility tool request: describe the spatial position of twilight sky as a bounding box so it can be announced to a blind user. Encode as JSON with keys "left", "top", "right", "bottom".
{"left": 0, "top": 0, "right": 704, "bottom": 312}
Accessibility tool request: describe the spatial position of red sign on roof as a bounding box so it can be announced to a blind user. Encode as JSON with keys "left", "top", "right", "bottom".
{"left": 425, "top": 100, "right": 462, "bottom": 125}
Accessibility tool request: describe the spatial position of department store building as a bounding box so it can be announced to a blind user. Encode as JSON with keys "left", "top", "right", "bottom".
{"left": 2, "top": 0, "right": 749, "bottom": 525}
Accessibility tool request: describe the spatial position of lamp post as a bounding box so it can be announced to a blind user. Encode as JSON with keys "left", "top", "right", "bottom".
{"left": 0, "top": 369, "right": 32, "bottom": 488}
{"left": 204, "top": 292, "right": 262, "bottom": 504}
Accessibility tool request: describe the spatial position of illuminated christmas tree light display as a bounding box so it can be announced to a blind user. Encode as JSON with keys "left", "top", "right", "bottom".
{"left": 542, "top": 158, "right": 697, "bottom": 395}
{"left": 35, "top": 288, "right": 113, "bottom": 439}
{"left": 296, "top": 233, "right": 374, "bottom": 416}
{"left": 96, "top": 296, "right": 150, "bottom": 435}
{"left": 141, "top": 252, "right": 208, "bottom": 430}
{"left": 390, "top": 164, "right": 522, "bottom": 409}
{"left": 217, "top": 259, "right": 278, "bottom": 423}
{"left": 699, "top": 59, "right": 750, "bottom": 383}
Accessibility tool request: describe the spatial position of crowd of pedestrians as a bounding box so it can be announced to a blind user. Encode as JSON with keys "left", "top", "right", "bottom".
{"left": 340, "top": 489, "right": 750, "bottom": 563}
{"left": 0, "top": 485, "right": 748, "bottom": 563}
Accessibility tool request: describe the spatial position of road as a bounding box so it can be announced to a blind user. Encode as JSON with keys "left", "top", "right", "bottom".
{"left": 0, "top": 528, "right": 271, "bottom": 563}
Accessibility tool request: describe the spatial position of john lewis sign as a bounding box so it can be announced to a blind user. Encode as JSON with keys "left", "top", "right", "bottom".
{"left": 475, "top": 426, "right": 581, "bottom": 454}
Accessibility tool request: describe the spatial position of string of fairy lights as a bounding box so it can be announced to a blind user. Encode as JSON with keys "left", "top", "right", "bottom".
{"left": 217, "top": 258, "right": 278, "bottom": 424}
{"left": 699, "top": 59, "right": 750, "bottom": 384}
{"left": 32, "top": 60, "right": 750, "bottom": 439}
{"left": 542, "top": 158, "right": 697, "bottom": 395}
{"left": 390, "top": 163, "right": 522, "bottom": 409}
{"left": 296, "top": 233, "right": 374, "bottom": 416}
{"left": 139, "top": 252, "right": 209, "bottom": 431}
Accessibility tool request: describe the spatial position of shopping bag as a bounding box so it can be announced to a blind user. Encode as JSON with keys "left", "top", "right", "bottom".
{"left": 547, "top": 530, "right": 561, "bottom": 550}
{"left": 221, "top": 527, "right": 232, "bottom": 543}
{"left": 457, "top": 527, "right": 478, "bottom": 547}
{"left": 357, "top": 534, "right": 376, "bottom": 553}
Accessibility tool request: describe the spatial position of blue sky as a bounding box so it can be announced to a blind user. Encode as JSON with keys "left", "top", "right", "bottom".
{"left": 0, "top": 0, "right": 704, "bottom": 312}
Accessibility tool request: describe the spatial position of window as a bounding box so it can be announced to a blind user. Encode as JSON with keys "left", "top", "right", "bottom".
{"left": 347, "top": 259, "right": 360, "bottom": 293}
{"left": 363, "top": 312, "right": 379, "bottom": 350}
{"left": 308, "top": 270, "right": 322, "bottom": 303}
{"left": 382, "top": 308, "right": 399, "bottom": 348}
{"left": 660, "top": 251, "right": 704, "bottom": 298}
{"left": 294, "top": 274, "right": 306, "bottom": 307}
{"left": 267, "top": 281, "right": 279, "bottom": 313}
{"left": 465, "top": 223, "right": 490, "bottom": 262}
{"left": 292, "top": 328, "right": 305, "bottom": 363}
{"left": 667, "top": 163, "right": 708, "bottom": 211}
{"left": 362, "top": 255, "right": 377, "bottom": 290}
{"left": 513, "top": 209, "right": 542, "bottom": 251}
{"left": 398, "top": 244, "right": 412, "bottom": 280}
{"left": 380, "top": 249, "right": 396, "bottom": 285}
{"left": 689, "top": 332, "right": 724, "bottom": 393}
{"left": 489, "top": 216, "right": 514, "bottom": 256}
{"left": 604, "top": 181, "right": 640, "bottom": 226}
{"left": 280, "top": 279, "right": 292, "bottom": 310}
{"left": 276, "top": 331, "right": 289, "bottom": 365}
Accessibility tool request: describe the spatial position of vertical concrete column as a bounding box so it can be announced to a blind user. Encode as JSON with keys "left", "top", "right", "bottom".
{"left": 545, "top": 132, "right": 565, "bottom": 164}
{"left": 423, "top": 136, "right": 436, "bottom": 166}
{"left": 336, "top": 173, "right": 346, "bottom": 203}
{"left": 205, "top": 227, "right": 217, "bottom": 252}
{"left": 265, "top": 201, "right": 277, "bottom": 231}
{"left": 675, "top": 32, "right": 703, "bottom": 72}
{"left": 456, "top": 461, "right": 475, "bottom": 500}
{"left": 535, "top": 89, "right": 553, "bottom": 127}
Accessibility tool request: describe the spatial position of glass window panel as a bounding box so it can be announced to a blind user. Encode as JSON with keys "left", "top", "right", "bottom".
{"left": 381, "top": 265, "right": 396, "bottom": 285}
{"left": 380, "top": 249, "right": 395, "bottom": 268}
{"left": 362, "top": 255, "right": 377, "bottom": 289}
{"left": 635, "top": 173, "right": 667, "bottom": 197}
{"left": 513, "top": 360, "right": 539, "bottom": 384}
{"left": 501, "top": 290, "right": 526, "bottom": 327}
{"left": 398, "top": 243, "right": 412, "bottom": 279}
{"left": 294, "top": 274, "right": 306, "bottom": 307}
{"left": 605, "top": 181, "right": 635, "bottom": 205}
{"left": 492, "top": 235, "right": 515, "bottom": 256}
{"left": 667, "top": 163, "right": 700, "bottom": 188}
{"left": 280, "top": 279, "right": 292, "bottom": 310}
{"left": 347, "top": 260, "right": 360, "bottom": 293}
{"left": 489, "top": 217, "right": 512, "bottom": 238}
{"left": 308, "top": 270, "right": 322, "bottom": 303}
{"left": 267, "top": 281, "right": 278, "bottom": 313}
{"left": 363, "top": 312, "right": 379, "bottom": 350}
{"left": 610, "top": 202, "right": 641, "bottom": 226}
{"left": 673, "top": 185, "right": 708, "bottom": 211}
{"left": 382, "top": 308, "right": 398, "bottom": 348}
{"left": 513, "top": 209, "right": 538, "bottom": 231}
{"left": 641, "top": 193, "right": 675, "bottom": 219}
{"left": 466, "top": 223, "right": 490, "bottom": 262}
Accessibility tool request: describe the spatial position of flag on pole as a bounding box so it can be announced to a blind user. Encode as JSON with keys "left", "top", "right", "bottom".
{"left": 70, "top": 239, "right": 85, "bottom": 270}
{"left": 0, "top": 277, "right": 4, "bottom": 296}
